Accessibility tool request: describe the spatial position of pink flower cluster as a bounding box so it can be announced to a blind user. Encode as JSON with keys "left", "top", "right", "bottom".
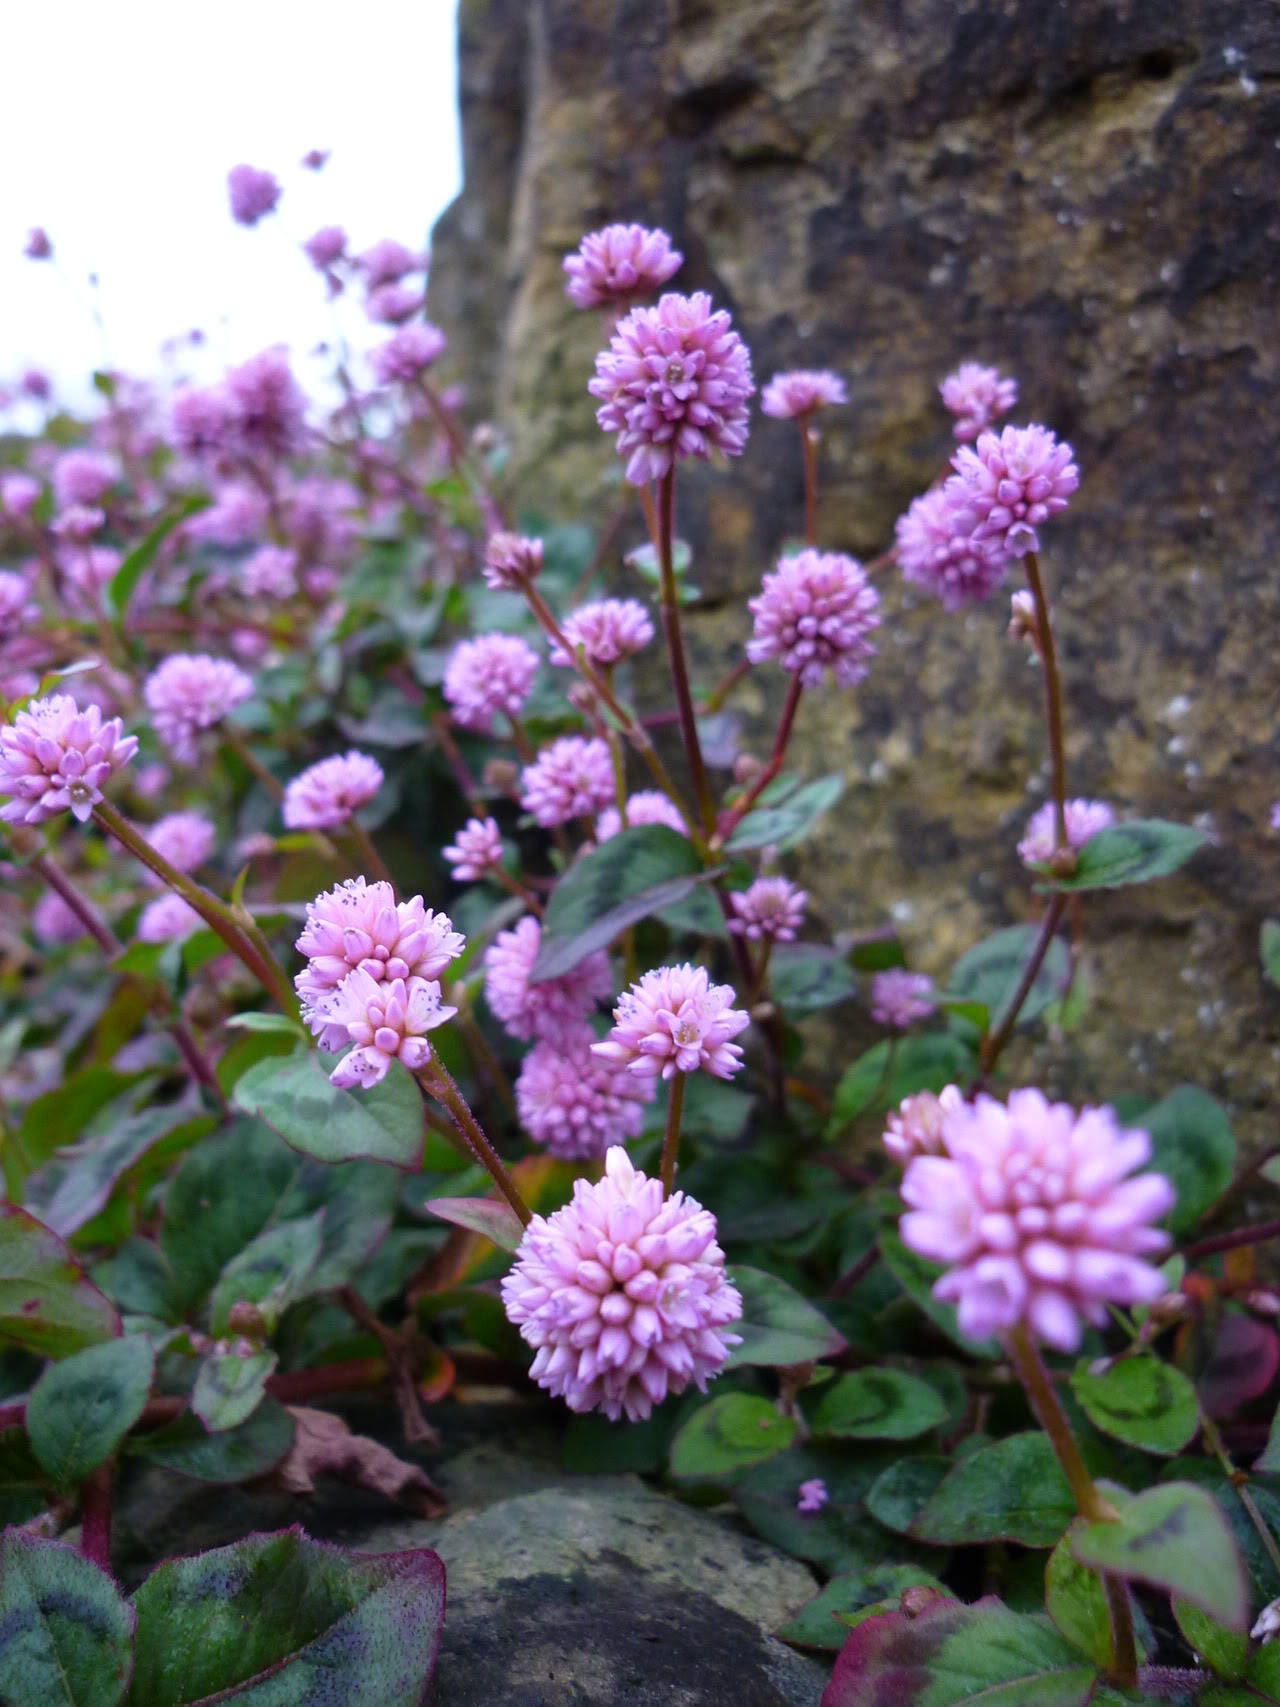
{"left": 283, "top": 751, "right": 384, "bottom": 831}
{"left": 0, "top": 695, "right": 137, "bottom": 825}
{"left": 370, "top": 324, "right": 447, "bottom": 385}
{"left": 520, "top": 736, "right": 615, "bottom": 828}
{"left": 870, "top": 969, "right": 936, "bottom": 1029}
{"left": 516, "top": 1022, "right": 655, "bottom": 1159}
{"left": 939, "top": 362, "right": 1018, "bottom": 442}
{"left": 550, "top": 599, "right": 654, "bottom": 668}
{"left": 311, "top": 970, "right": 455, "bottom": 1088}
{"left": 227, "top": 164, "right": 281, "bottom": 227}
{"left": 143, "top": 811, "right": 217, "bottom": 881}
{"left": 727, "top": 877, "right": 807, "bottom": 943}
{"left": 137, "top": 892, "right": 202, "bottom": 944}
{"left": 900, "top": 1088, "right": 1174, "bottom": 1351}
{"left": 590, "top": 292, "right": 754, "bottom": 485}
{"left": 443, "top": 634, "right": 539, "bottom": 734}
{"left": 761, "top": 370, "right": 847, "bottom": 420}
{"left": 884, "top": 1086, "right": 964, "bottom": 1167}
{"left": 593, "top": 963, "right": 749, "bottom": 1081}
{"left": 747, "top": 550, "right": 880, "bottom": 688}
{"left": 144, "top": 654, "right": 254, "bottom": 764}
{"left": 482, "top": 532, "right": 544, "bottom": 592}
{"left": 950, "top": 425, "right": 1080, "bottom": 559}
{"left": 895, "top": 486, "right": 1011, "bottom": 611}
{"left": 1018, "top": 798, "right": 1115, "bottom": 867}
{"left": 443, "top": 816, "right": 504, "bottom": 882}
{"left": 53, "top": 450, "right": 117, "bottom": 509}
{"left": 500, "top": 1145, "right": 742, "bottom": 1421}
{"left": 0, "top": 572, "right": 38, "bottom": 641}
{"left": 563, "top": 224, "right": 682, "bottom": 311}
{"left": 483, "top": 915, "right": 612, "bottom": 1042}
{"left": 596, "top": 790, "right": 689, "bottom": 844}
{"left": 796, "top": 1478, "right": 829, "bottom": 1514}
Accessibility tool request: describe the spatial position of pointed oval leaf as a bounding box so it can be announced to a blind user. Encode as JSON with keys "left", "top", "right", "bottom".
{"left": 768, "top": 947, "right": 856, "bottom": 1015}
{"left": 811, "top": 1369, "right": 946, "bottom": 1442}
{"left": 1069, "top": 1355, "right": 1199, "bottom": 1457}
{"left": 779, "top": 1564, "right": 948, "bottom": 1651}
{"left": 1071, "top": 1482, "right": 1249, "bottom": 1631}
{"left": 423, "top": 1195, "right": 524, "bottom": 1255}
{"left": 1046, "top": 1536, "right": 1121, "bottom": 1671}
{"left": 865, "top": 1456, "right": 952, "bottom": 1535}
{"left": 0, "top": 1205, "right": 121, "bottom": 1357}
{"left": 128, "top": 1526, "right": 445, "bottom": 1705}
{"left": 826, "top": 1034, "right": 976, "bottom": 1135}
{"left": 670, "top": 1393, "right": 797, "bottom": 1481}
{"left": 0, "top": 1531, "right": 134, "bottom": 1707}
{"left": 911, "top": 1433, "right": 1075, "bottom": 1548}
{"left": 231, "top": 1048, "right": 425, "bottom": 1170}
{"left": 726, "top": 774, "right": 843, "bottom": 853}
{"left": 1140, "top": 1086, "right": 1235, "bottom": 1235}
{"left": 1173, "top": 1597, "right": 1248, "bottom": 1680}
{"left": 126, "top": 1398, "right": 295, "bottom": 1483}
{"left": 26, "top": 1334, "right": 155, "bottom": 1486}
{"left": 209, "top": 1212, "right": 325, "bottom": 1336}
{"left": 106, "top": 494, "right": 209, "bottom": 622}
{"left": 191, "top": 1351, "right": 278, "bottom": 1434}
{"left": 946, "top": 925, "right": 1070, "bottom": 1030}
{"left": 1046, "top": 819, "right": 1207, "bottom": 891}
{"left": 726, "top": 1266, "right": 847, "bottom": 1368}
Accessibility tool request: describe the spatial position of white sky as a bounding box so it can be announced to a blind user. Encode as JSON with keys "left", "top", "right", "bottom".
{"left": 0, "top": 0, "right": 461, "bottom": 407}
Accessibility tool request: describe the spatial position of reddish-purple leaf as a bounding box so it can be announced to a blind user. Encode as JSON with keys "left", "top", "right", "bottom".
{"left": 1199, "top": 1315, "right": 1280, "bottom": 1419}
{"left": 424, "top": 1195, "right": 524, "bottom": 1254}
{"left": 0, "top": 1204, "right": 120, "bottom": 1358}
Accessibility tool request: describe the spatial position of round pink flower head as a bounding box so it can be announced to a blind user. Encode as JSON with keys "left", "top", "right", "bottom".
{"left": 137, "top": 892, "right": 202, "bottom": 944}
{"left": 366, "top": 282, "right": 425, "bottom": 325}
{"left": 21, "top": 369, "right": 51, "bottom": 402}
{"left": 895, "top": 484, "right": 1012, "bottom": 611}
{"left": 884, "top": 1085, "right": 965, "bottom": 1168}
{"left": 302, "top": 148, "right": 330, "bottom": 171}
{"left": 1018, "top": 798, "right": 1115, "bottom": 868}
{"left": 283, "top": 751, "right": 384, "bottom": 831}
{"left": 241, "top": 545, "right": 298, "bottom": 601}
{"left": 727, "top": 876, "right": 808, "bottom": 943}
{"left": 761, "top": 370, "right": 847, "bottom": 420}
{"left": 369, "top": 323, "right": 447, "bottom": 385}
{"left": 24, "top": 228, "right": 53, "bottom": 261}
{"left": 0, "top": 694, "right": 137, "bottom": 825}
{"left": 295, "top": 878, "right": 465, "bottom": 1016}
{"left": 312, "top": 969, "right": 456, "bottom": 1089}
{"left": 900, "top": 1089, "right": 1176, "bottom": 1352}
{"left": 500, "top": 1145, "right": 743, "bottom": 1421}
{"left": 596, "top": 789, "right": 689, "bottom": 844}
{"left": 516, "top": 1022, "right": 656, "bottom": 1159}
{"left": 1, "top": 472, "right": 42, "bottom": 519}
{"left": 1272, "top": 803, "right": 1280, "bottom": 832}
{"left": 170, "top": 386, "right": 233, "bottom": 460}
{"left": 0, "top": 571, "right": 38, "bottom": 642}
{"left": 227, "top": 164, "right": 281, "bottom": 227}
{"left": 483, "top": 914, "right": 612, "bottom": 1043}
{"left": 442, "top": 633, "right": 539, "bottom": 735}
{"left": 948, "top": 425, "right": 1080, "bottom": 558}
{"left": 593, "top": 962, "right": 750, "bottom": 1082}
{"left": 747, "top": 549, "right": 880, "bottom": 688}
{"left": 550, "top": 598, "right": 655, "bottom": 669}
{"left": 871, "top": 969, "right": 936, "bottom": 1030}
{"left": 144, "top": 811, "right": 217, "bottom": 880}
{"left": 53, "top": 449, "right": 117, "bottom": 510}
{"left": 62, "top": 546, "right": 121, "bottom": 611}
{"left": 796, "top": 1478, "right": 829, "bottom": 1515}
{"left": 33, "top": 890, "right": 86, "bottom": 947}
{"left": 443, "top": 815, "right": 504, "bottom": 882}
{"left": 482, "top": 531, "right": 544, "bottom": 593}
{"left": 563, "top": 223, "right": 683, "bottom": 310}
{"left": 589, "top": 291, "right": 755, "bottom": 485}
{"left": 303, "top": 225, "right": 346, "bottom": 269}
{"left": 520, "top": 736, "right": 615, "bottom": 829}
{"left": 51, "top": 505, "right": 105, "bottom": 544}
{"left": 358, "top": 239, "right": 421, "bottom": 288}
{"left": 939, "top": 362, "right": 1018, "bottom": 442}
{"left": 224, "top": 348, "right": 308, "bottom": 462}
{"left": 144, "top": 654, "right": 254, "bottom": 764}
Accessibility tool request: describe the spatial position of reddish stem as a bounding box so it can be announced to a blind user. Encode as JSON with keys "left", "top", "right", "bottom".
{"left": 978, "top": 893, "right": 1067, "bottom": 1077}
{"left": 79, "top": 1465, "right": 113, "bottom": 1569}
{"left": 1024, "top": 549, "right": 1069, "bottom": 852}
{"left": 716, "top": 676, "right": 804, "bottom": 845}
{"left": 800, "top": 421, "right": 819, "bottom": 545}
{"left": 1184, "top": 1218, "right": 1280, "bottom": 1261}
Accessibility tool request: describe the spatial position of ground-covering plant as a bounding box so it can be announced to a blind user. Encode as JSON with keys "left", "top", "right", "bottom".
{"left": 0, "top": 169, "right": 1277, "bottom": 1706}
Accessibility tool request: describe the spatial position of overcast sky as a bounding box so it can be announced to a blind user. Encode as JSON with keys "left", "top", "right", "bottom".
{"left": 0, "top": 0, "right": 461, "bottom": 406}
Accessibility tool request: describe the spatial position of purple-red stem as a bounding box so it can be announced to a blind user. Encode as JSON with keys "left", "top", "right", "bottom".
{"left": 79, "top": 1465, "right": 113, "bottom": 1569}
{"left": 800, "top": 422, "right": 819, "bottom": 545}
{"left": 716, "top": 676, "right": 804, "bottom": 845}
{"left": 1184, "top": 1217, "right": 1280, "bottom": 1261}
{"left": 653, "top": 471, "right": 715, "bottom": 838}
{"left": 1023, "top": 549, "right": 1069, "bottom": 852}
{"left": 978, "top": 892, "right": 1068, "bottom": 1076}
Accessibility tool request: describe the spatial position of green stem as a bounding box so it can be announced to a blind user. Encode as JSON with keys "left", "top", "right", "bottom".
{"left": 654, "top": 471, "right": 715, "bottom": 838}
{"left": 660, "top": 1072, "right": 687, "bottom": 1194}
{"left": 222, "top": 724, "right": 285, "bottom": 803}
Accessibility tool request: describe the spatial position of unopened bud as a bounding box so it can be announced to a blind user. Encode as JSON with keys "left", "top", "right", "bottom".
{"left": 568, "top": 681, "right": 597, "bottom": 715}
{"left": 1008, "top": 589, "right": 1039, "bottom": 644}
{"left": 733, "top": 753, "right": 764, "bottom": 786}
{"left": 483, "top": 758, "right": 520, "bottom": 794}
{"left": 227, "top": 1301, "right": 268, "bottom": 1343}
{"left": 1254, "top": 1598, "right": 1280, "bottom": 1643}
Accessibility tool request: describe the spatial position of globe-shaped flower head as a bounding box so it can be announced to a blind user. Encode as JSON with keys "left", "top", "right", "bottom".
{"left": 311, "top": 970, "right": 456, "bottom": 1089}
{"left": 589, "top": 292, "right": 754, "bottom": 485}
{"left": 144, "top": 654, "right": 254, "bottom": 764}
{"left": 482, "top": 531, "right": 544, "bottom": 592}
{"left": 593, "top": 963, "right": 749, "bottom": 1081}
{"left": 443, "top": 816, "right": 504, "bottom": 882}
{"left": 482, "top": 915, "right": 612, "bottom": 1043}
{"left": 939, "top": 362, "right": 1018, "bottom": 442}
{"left": 761, "top": 370, "right": 847, "bottom": 420}
{"left": 947, "top": 424, "right": 1079, "bottom": 558}
{"left": 727, "top": 877, "right": 807, "bottom": 943}
{"left": 596, "top": 789, "right": 689, "bottom": 844}
{"left": 747, "top": 550, "right": 880, "bottom": 688}
{"left": 227, "top": 164, "right": 281, "bottom": 227}
{"left": 443, "top": 634, "right": 539, "bottom": 735}
{"left": 0, "top": 694, "right": 137, "bottom": 825}
{"left": 283, "top": 751, "right": 385, "bottom": 831}
{"left": 516, "top": 1022, "right": 655, "bottom": 1159}
{"left": 550, "top": 599, "right": 654, "bottom": 668}
{"left": 895, "top": 485, "right": 1012, "bottom": 610}
{"left": 563, "top": 224, "right": 683, "bottom": 310}
{"left": 501, "top": 1145, "right": 743, "bottom": 1421}
{"left": 1017, "top": 799, "right": 1115, "bottom": 868}
{"left": 899, "top": 1088, "right": 1175, "bottom": 1351}
{"left": 520, "top": 736, "right": 615, "bottom": 829}
{"left": 294, "top": 878, "right": 464, "bottom": 1017}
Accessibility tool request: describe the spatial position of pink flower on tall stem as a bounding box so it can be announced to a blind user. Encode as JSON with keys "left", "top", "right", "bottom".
{"left": 516, "top": 1022, "right": 655, "bottom": 1158}
{"left": 593, "top": 963, "right": 749, "bottom": 1081}
{"left": 519, "top": 736, "right": 615, "bottom": 828}
{"left": 303, "top": 226, "right": 346, "bottom": 269}
{"left": 295, "top": 878, "right": 464, "bottom": 1015}
{"left": 443, "top": 633, "right": 539, "bottom": 735}
{"left": 747, "top": 550, "right": 880, "bottom": 688}
{"left": 899, "top": 1088, "right": 1174, "bottom": 1351}
{"left": 310, "top": 970, "right": 455, "bottom": 1088}
{"left": 137, "top": 892, "right": 202, "bottom": 943}
{"left": 761, "top": 371, "right": 847, "bottom": 420}
{"left": 550, "top": 599, "right": 654, "bottom": 668}
{"left": 143, "top": 812, "right": 217, "bottom": 881}
{"left": 563, "top": 223, "right": 682, "bottom": 310}
{"left": 500, "top": 1145, "right": 742, "bottom": 1420}
{"left": 589, "top": 291, "right": 754, "bottom": 485}
{"left": 144, "top": 654, "right": 254, "bottom": 764}
{"left": 939, "top": 362, "right": 1018, "bottom": 442}
{"left": 482, "top": 532, "right": 544, "bottom": 592}
{"left": 443, "top": 816, "right": 505, "bottom": 882}
{"left": 895, "top": 485, "right": 1012, "bottom": 610}
{"left": 227, "top": 164, "right": 281, "bottom": 227}
{"left": 596, "top": 790, "right": 689, "bottom": 844}
{"left": 0, "top": 695, "right": 137, "bottom": 825}
{"left": 870, "top": 969, "right": 936, "bottom": 1029}
{"left": 1018, "top": 798, "right": 1115, "bottom": 867}
{"left": 482, "top": 915, "right": 612, "bottom": 1042}
{"left": 358, "top": 239, "right": 421, "bottom": 287}
{"left": 53, "top": 450, "right": 117, "bottom": 509}
{"left": 283, "top": 751, "right": 384, "bottom": 831}
{"left": 948, "top": 425, "right": 1079, "bottom": 558}
{"left": 224, "top": 348, "right": 308, "bottom": 462}
{"left": 369, "top": 323, "right": 447, "bottom": 385}
{"left": 727, "top": 877, "right": 807, "bottom": 943}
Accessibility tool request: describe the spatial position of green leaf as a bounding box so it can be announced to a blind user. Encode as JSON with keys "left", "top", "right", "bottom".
{"left": 726, "top": 1266, "right": 847, "bottom": 1368}
{"left": 232, "top": 1048, "right": 425, "bottom": 1170}
{"left": 17, "top": 1068, "right": 152, "bottom": 1179}
{"left": 26, "top": 1335, "right": 154, "bottom": 1486}
{"left": 726, "top": 774, "right": 843, "bottom": 853}
{"left": 209, "top": 1212, "right": 325, "bottom": 1336}
{"left": 191, "top": 1351, "right": 277, "bottom": 1433}
{"left": 0, "top": 1426, "right": 53, "bottom": 1526}
{"left": 911, "top": 1434, "right": 1075, "bottom": 1547}
{"left": 160, "top": 1119, "right": 296, "bottom": 1313}
{"left": 826, "top": 1034, "right": 974, "bottom": 1134}
{"left": 946, "top": 924, "right": 1070, "bottom": 1030}
{"left": 1071, "top": 1482, "right": 1249, "bottom": 1630}
{"left": 0, "top": 1205, "right": 121, "bottom": 1357}
{"left": 1140, "top": 1086, "right": 1234, "bottom": 1235}
{"left": 1069, "top": 1354, "right": 1198, "bottom": 1457}
{"left": 1046, "top": 819, "right": 1207, "bottom": 891}
{"left": 423, "top": 1195, "right": 523, "bottom": 1254}
{"left": 533, "top": 825, "right": 709, "bottom": 981}
{"left": 811, "top": 1369, "right": 947, "bottom": 1442}
{"left": 107, "top": 494, "right": 209, "bottom": 622}
{"left": 768, "top": 946, "right": 856, "bottom": 1014}
{"left": 1173, "top": 1597, "right": 1248, "bottom": 1679}
{"left": 223, "top": 1011, "right": 307, "bottom": 1037}
{"left": 823, "top": 1596, "right": 1096, "bottom": 1707}
{"left": 670, "top": 1393, "right": 797, "bottom": 1480}
{"left": 0, "top": 1531, "right": 134, "bottom": 1707}
{"left": 865, "top": 1456, "right": 952, "bottom": 1535}
{"left": 678, "top": 1074, "right": 755, "bottom": 1143}
{"left": 732, "top": 1444, "right": 922, "bottom": 1576}
{"left": 128, "top": 1526, "right": 445, "bottom": 1705}
{"left": 126, "top": 1398, "right": 295, "bottom": 1483}
{"left": 1046, "top": 1536, "right": 1120, "bottom": 1670}
{"left": 879, "top": 1227, "right": 1000, "bottom": 1357}
{"left": 1262, "top": 921, "right": 1280, "bottom": 990}
{"left": 1254, "top": 1401, "right": 1280, "bottom": 1473}
{"left": 778, "top": 1565, "right": 948, "bottom": 1651}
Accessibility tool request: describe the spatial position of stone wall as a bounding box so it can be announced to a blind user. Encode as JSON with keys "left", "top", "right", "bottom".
{"left": 431, "top": 0, "right": 1280, "bottom": 1136}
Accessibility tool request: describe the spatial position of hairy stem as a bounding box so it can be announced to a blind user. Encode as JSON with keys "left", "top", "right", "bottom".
{"left": 423, "top": 1059, "right": 531, "bottom": 1226}
{"left": 79, "top": 1465, "right": 113, "bottom": 1569}
{"left": 716, "top": 676, "right": 804, "bottom": 845}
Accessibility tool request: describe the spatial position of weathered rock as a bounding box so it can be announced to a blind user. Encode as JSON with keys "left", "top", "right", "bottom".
{"left": 431, "top": 0, "right": 1280, "bottom": 1140}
